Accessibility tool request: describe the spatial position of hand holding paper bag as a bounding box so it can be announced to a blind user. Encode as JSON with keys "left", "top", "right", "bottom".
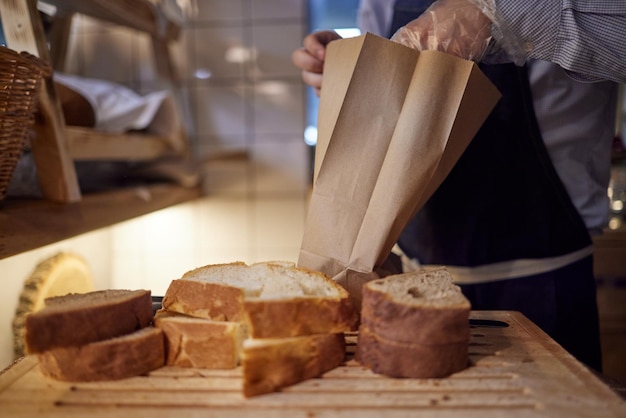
{"left": 297, "top": 34, "right": 500, "bottom": 307}
{"left": 390, "top": 0, "right": 493, "bottom": 62}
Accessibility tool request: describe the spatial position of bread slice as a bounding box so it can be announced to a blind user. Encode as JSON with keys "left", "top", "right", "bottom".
{"left": 359, "top": 268, "right": 470, "bottom": 345}
{"left": 241, "top": 333, "right": 346, "bottom": 397}
{"left": 25, "top": 289, "right": 153, "bottom": 354}
{"left": 37, "top": 326, "right": 165, "bottom": 381}
{"left": 162, "top": 261, "right": 358, "bottom": 338}
{"left": 356, "top": 268, "right": 471, "bottom": 378}
{"left": 162, "top": 262, "right": 248, "bottom": 322}
{"left": 356, "top": 325, "right": 468, "bottom": 378}
{"left": 154, "top": 309, "right": 243, "bottom": 369}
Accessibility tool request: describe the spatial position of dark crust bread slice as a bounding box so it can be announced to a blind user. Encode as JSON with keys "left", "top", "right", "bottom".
{"left": 25, "top": 289, "right": 153, "bottom": 354}
{"left": 37, "top": 327, "right": 165, "bottom": 382}
{"left": 12, "top": 252, "right": 94, "bottom": 358}
{"left": 244, "top": 298, "right": 358, "bottom": 338}
{"left": 242, "top": 333, "right": 346, "bottom": 397}
{"left": 360, "top": 288, "right": 470, "bottom": 345}
{"left": 356, "top": 326, "right": 468, "bottom": 378}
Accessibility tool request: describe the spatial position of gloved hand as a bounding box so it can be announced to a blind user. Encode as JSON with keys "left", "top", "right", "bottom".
{"left": 390, "top": 0, "right": 493, "bottom": 62}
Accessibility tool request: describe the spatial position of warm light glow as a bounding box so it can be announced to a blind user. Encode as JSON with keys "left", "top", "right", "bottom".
{"left": 608, "top": 217, "right": 623, "bottom": 230}
{"left": 611, "top": 200, "right": 624, "bottom": 212}
{"left": 225, "top": 46, "right": 257, "bottom": 63}
{"left": 255, "top": 81, "right": 289, "bottom": 96}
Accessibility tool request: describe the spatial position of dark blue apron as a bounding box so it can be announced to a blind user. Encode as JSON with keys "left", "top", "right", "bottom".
{"left": 390, "top": 0, "right": 602, "bottom": 370}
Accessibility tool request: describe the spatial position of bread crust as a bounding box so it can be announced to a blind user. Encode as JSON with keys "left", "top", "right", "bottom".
{"left": 162, "top": 279, "right": 244, "bottom": 321}
{"left": 242, "top": 333, "right": 346, "bottom": 397}
{"left": 356, "top": 326, "right": 468, "bottom": 378}
{"left": 25, "top": 289, "right": 153, "bottom": 354}
{"left": 37, "top": 327, "right": 165, "bottom": 381}
{"left": 162, "top": 262, "right": 359, "bottom": 338}
{"left": 154, "top": 310, "right": 242, "bottom": 369}
{"left": 361, "top": 282, "right": 469, "bottom": 344}
{"left": 244, "top": 298, "right": 358, "bottom": 338}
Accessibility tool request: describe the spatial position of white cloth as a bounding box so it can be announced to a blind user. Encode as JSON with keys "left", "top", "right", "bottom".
{"left": 528, "top": 61, "right": 617, "bottom": 235}
{"left": 357, "top": 0, "right": 395, "bottom": 38}
{"left": 398, "top": 244, "right": 594, "bottom": 284}
{"left": 54, "top": 73, "right": 170, "bottom": 134}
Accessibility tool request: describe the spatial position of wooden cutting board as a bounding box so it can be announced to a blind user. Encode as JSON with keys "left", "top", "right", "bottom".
{"left": 1, "top": 311, "right": 624, "bottom": 418}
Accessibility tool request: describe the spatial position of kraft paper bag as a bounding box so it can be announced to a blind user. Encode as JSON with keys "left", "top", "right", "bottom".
{"left": 297, "top": 33, "right": 501, "bottom": 306}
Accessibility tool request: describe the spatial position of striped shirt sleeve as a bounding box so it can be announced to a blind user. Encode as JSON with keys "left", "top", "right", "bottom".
{"left": 492, "top": 0, "right": 626, "bottom": 83}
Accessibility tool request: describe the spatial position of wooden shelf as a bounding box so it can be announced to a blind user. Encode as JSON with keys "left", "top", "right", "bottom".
{"left": 0, "top": 184, "right": 200, "bottom": 261}
{"left": 0, "top": 0, "right": 187, "bottom": 203}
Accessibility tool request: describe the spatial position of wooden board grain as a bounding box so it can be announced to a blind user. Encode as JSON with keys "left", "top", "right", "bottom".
{"left": 0, "top": 311, "right": 624, "bottom": 418}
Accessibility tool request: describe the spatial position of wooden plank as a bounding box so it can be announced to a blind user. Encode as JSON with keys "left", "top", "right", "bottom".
{"left": 593, "top": 229, "right": 626, "bottom": 279}
{"left": 65, "top": 127, "right": 173, "bottom": 161}
{"left": 0, "top": 184, "right": 201, "bottom": 260}
{"left": 0, "top": 312, "right": 624, "bottom": 417}
{"left": 41, "top": 0, "right": 180, "bottom": 40}
{"left": 47, "top": 13, "right": 75, "bottom": 72}
{"left": 0, "top": 357, "right": 38, "bottom": 392}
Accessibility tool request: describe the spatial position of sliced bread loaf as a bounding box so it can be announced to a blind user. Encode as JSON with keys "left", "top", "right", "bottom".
{"left": 154, "top": 309, "right": 244, "bottom": 369}
{"left": 37, "top": 326, "right": 165, "bottom": 382}
{"left": 162, "top": 261, "right": 358, "bottom": 338}
{"left": 25, "top": 289, "right": 153, "bottom": 354}
{"left": 241, "top": 332, "right": 346, "bottom": 397}
{"left": 356, "top": 268, "right": 471, "bottom": 378}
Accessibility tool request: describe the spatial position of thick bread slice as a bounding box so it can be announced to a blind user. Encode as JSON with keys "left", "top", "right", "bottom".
{"left": 162, "top": 262, "right": 247, "bottom": 321}
{"left": 242, "top": 333, "right": 346, "bottom": 397}
{"left": 25, "top": 289, "right": 153, "bottom": 354}
{"left": 154, "top": 309, "right": 243, "bottom": 369}
{"left": 37, "top": 326, "right": 165, "bottom": 382}
{"left": 356, "top": 325, "right": 468, "bottom": 378}
{"left": 162, "top": 261, "right": 358, "bottom": 338}
{"left": 360, "top": 268, "right": 470, "bottom": 345}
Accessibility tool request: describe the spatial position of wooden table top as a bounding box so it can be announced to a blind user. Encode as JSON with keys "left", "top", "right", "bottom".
{"left": 1, "top": 311, "right": 625, "bottom": 418}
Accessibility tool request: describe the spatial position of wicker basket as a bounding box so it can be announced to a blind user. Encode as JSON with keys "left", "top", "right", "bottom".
{"left": 0, "top": 45, "right": 51, "bottom": 200}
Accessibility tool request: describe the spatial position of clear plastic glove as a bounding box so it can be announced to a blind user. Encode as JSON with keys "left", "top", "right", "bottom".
{"left": 390, "top": 0, "right": 493, "bottom": 62}
{"left": 291, "top": 30, "right": 343, "bottom": 97}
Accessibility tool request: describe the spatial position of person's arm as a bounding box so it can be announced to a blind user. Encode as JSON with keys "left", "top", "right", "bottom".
{"left": 391, "top": 0, "right": 626, "bottom": 83}
{"left": 483, "top": 0, "right": 626, "bottom": 83}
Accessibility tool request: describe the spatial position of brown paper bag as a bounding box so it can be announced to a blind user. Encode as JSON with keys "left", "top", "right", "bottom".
{"left": 297, "top": 33, "right": 501, "bottom": 306}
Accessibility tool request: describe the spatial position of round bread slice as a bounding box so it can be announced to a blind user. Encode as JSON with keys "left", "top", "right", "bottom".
{"left": 25, "top": 289, "right": 153, "bottom": 354}
{"left": 356, "top": 325, "right": 468, "bottom": 378}
{"left": 37, "top": 327, "right": 165, "bottom": 382}
{"left": 360, "top": 268, "right": 470, "bottom": 345}
{"left": 13, "top": 252, "right": 94, "bottom": 358}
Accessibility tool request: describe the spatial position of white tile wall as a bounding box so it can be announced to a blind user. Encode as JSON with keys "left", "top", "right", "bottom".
{"left": 0, "top": 0, "right": 311, "bottom": 370}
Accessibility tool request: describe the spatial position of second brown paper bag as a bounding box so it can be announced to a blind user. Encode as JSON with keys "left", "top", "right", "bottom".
{"left": 297, "top": 33, "right": 500, "bottom": 306}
